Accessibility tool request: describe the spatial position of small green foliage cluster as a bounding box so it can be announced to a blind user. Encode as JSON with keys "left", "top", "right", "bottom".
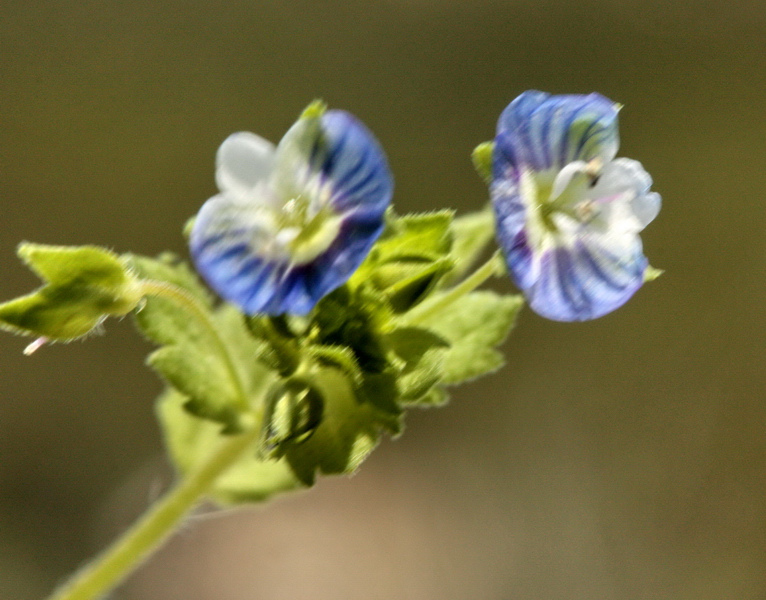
{"left": 0, "top": 209, "right": 521, "bottom": 504}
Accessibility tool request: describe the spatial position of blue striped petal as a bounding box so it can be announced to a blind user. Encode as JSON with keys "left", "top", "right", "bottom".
{"left": 190, "top": 106, "right": 393, "bottom": 316}
{"left": 526, "top": 232, "right": 647, "bottom": 322}
{"left": 490, "top": 91, "right": 660, "bottom": 321}
{"left": 493, "top": 91, "right": 619, "bottom": 178}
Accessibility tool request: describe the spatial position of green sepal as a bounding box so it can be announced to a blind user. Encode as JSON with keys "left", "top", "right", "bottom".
{"left": 0, "top": 243, "right": 141, "bottom": 341}
{"left": 387, "top": 328, "right": 448, "bottom": 405}
{"left": 157, "top": 388, "right": 301, "bottom": 505}
{"left": 415, "top": 386, "right": 450, "bottom": 407}
{"left": 310, "top": 286, "right": 389, "bottom": 374}
{"left": 472, "top": 141, "right": 494, "bottom": 184}
{"left": 246, "top": 316, "right": 301, "bottom": 377}
{"left": 354, "top": 372, "right": 403, "bottom": 431}
{"left": 397, "top": 348, "right": 444, "bottom": 401}
{"left": 418, "top": 290, "right": 523, "bottom": 384}
{"left": 644, "top": 265, "right": 664, "bottom": 282}
{"left": 384, "top": 327, "right": 449, "bottom": 366}
{"left": 282, "top": 367, "right": 399, "bottom": 485}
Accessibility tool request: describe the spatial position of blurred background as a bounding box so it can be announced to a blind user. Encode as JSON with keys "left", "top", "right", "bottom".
{"left": 1, "top": 1, "right": 765, "bottom": 598}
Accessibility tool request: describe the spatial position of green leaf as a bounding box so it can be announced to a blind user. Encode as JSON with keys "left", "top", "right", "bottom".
{"left": 148, "top": 345, "right": 243, "bottom": 433}
{"left": 283, "top": 367, "right": 398, "bottom": 485}
{"left": 441, "top": 207, "right": 496, "bottom": 286}
{"left": 125, "top": 253, "right": 213, "bottom": 346}
{"left": 349, "top": 210, "right": 455, "bottom": 291}
{"left": 157, "top": 388, "right": 301, "bottom": 505}
{"left": 20, "top": 243, "right": 130, "bottom": 288}
{"left": 127, "top": 254, "right": 269, "bottom": 431}
{"left": 385, "top": 327, "right": 449, "bottom": 366}
{"left": 0, "top": 244, "right": 141, "bottom": 340}
{"left": 419, "top": 290, "right": 523, "bottom": 384}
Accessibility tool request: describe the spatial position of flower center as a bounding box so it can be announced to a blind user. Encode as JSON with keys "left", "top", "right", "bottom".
{"left": 273, "top": 188, "right": 342, "bottom": 265}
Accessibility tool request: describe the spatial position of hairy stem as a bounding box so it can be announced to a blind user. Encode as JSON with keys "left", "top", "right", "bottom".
{"left": 46, "top": 422, "right": 262, "bottom": 600}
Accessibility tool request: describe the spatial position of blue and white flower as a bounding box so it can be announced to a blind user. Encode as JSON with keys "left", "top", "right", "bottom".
{"left": 491, "top": 91, "right": 661, "bottom": 321}
{"left": 190, "top": 104, "right": 393, "bottom": 315}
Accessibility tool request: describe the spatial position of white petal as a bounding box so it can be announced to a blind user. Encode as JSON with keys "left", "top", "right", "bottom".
{"left": 215, "top": 132, "right": 276, "bottom": 198}
{"left": 631, "top": 191, "right": 661, "bottom": 228}
{"left": 593, "top": 158, "right": 660, "bottom": 225}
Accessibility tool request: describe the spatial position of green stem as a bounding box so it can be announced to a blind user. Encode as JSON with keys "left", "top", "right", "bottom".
{"left": 397, "top": 251, "right": 504, "bottom": 327}
{"left": 138, "top": 279, "right": 250, "bottom": 412}
{"left": 46, "top": 422, "right": 262, "bottom": 600}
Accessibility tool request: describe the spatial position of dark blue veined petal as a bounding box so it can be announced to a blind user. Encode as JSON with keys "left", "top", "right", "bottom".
{"left": 312, "top": 110, "right": 393, "bottom": 218}
{"left": 190, "top": 106, "right": 393, "bottom": 316}
{"left": 191, "top": 210, "right": 385, "bottom": 316}
{"left": 491, "top": 177, "right": 537, "bottom": 292}
{"left": 273, "top": 110, "right": 393, "bottom": 220}
{"left": 493, "top": 91, "right": 619, "bottom": 177}
{"left": 524, "top": 233, "right": 647, "bottom": 321}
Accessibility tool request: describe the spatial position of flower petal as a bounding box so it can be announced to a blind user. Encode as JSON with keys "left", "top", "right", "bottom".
{"left": 190, "top": 192, "right": 387, "bottom": 315}
{"left": 526, "top": 227, "right": 647, "bottom": 321}
{"left": 493, "top": 90, "right": 619, "bottom": 177}
{"left": 491, "top": 176, "right": 537, "bottom": 292}
{"left": 215, "top": 132, "right": 276, "bottom": 199}
{"left": 271, "top": 110, "right": 393, "bottom": 219}
{"left": 314, "top": 111, "right": 393, "bottom": 218}
{"left": 592, "top": 158, "right": 661, "bottom": 228}
{"left": 190, "top": 193, "right": 284, "bottom": 311}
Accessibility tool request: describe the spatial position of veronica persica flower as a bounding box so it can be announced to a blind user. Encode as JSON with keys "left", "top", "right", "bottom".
{"left": 491, "top": 91, "right": 661, "bottom": 321}
{"left": 190, "top": 104, "right": 393, "bottom": 315}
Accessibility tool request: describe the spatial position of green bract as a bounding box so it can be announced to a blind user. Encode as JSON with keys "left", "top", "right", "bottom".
{"left": 0, "top": 243, "right": 142, "bottom": 341}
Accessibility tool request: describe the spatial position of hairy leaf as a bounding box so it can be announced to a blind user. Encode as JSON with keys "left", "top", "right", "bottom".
{"left": 157, "top": 388, "right": 301, "bottom": 505}
{"left": 420, "top": 291, "right": 523, "bottom": 384}
{"left": 0, "top": 244, "right": 140, "bottom": 340}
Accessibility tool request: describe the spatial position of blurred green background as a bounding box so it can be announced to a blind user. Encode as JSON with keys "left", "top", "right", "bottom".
{"left": 1, "top": 1, "right": 765, "bottom": 599}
